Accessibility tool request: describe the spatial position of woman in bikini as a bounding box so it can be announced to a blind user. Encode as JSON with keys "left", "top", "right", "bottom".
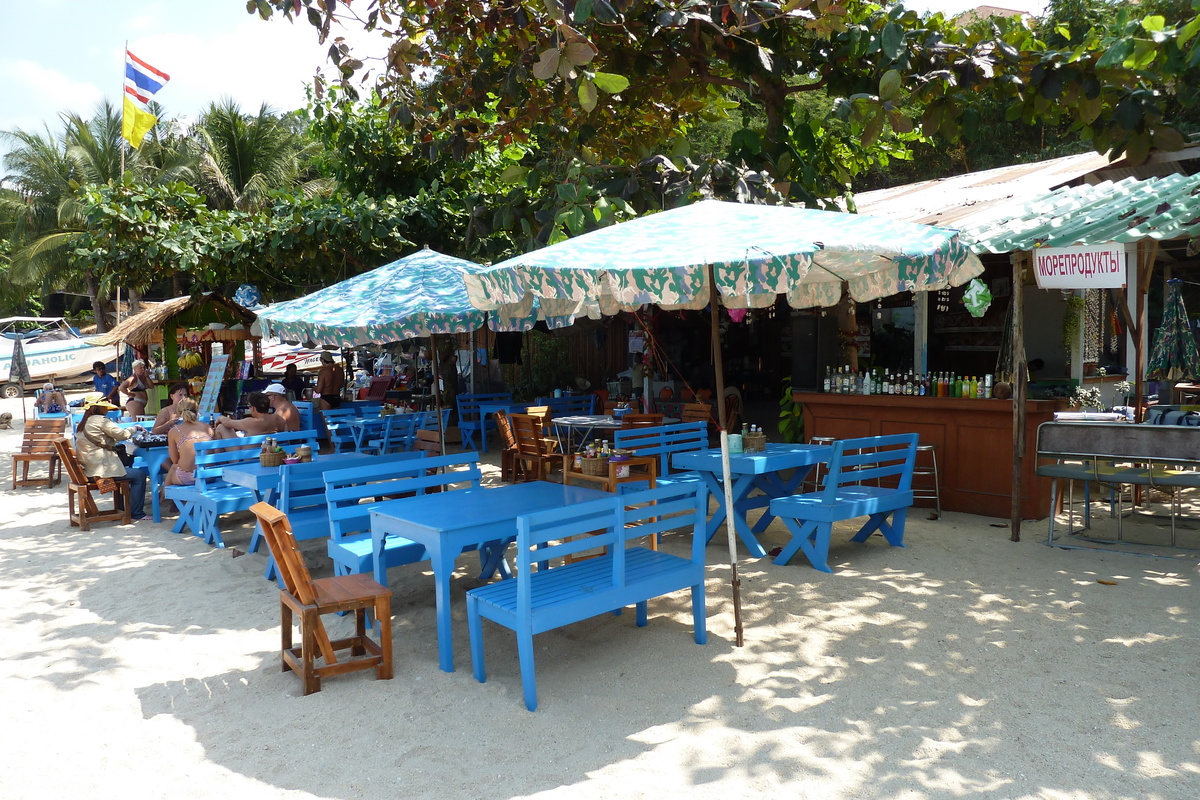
{"left": 164, "top": 397, "right": 213, "bottom": 488}
{"left": 120, "top": 359, "right": 153, "bottom": 418}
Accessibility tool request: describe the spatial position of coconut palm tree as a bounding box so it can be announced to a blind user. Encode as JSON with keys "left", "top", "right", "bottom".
{"left": 190, "top": 99, "right": 330, "bottom": 211}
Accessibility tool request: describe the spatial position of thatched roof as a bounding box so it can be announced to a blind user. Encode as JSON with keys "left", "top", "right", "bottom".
{"left": 90, "top": 293, "right": 257, "bottom": 346}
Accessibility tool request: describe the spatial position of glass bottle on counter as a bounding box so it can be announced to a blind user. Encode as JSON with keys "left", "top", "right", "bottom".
{"left": 823, "top": 366, "right": 832, "bottom": 393}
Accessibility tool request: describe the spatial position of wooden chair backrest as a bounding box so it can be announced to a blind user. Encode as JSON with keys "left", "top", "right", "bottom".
{"left": 364, "top": 376, "right": 393, "bottom": 401}
{"left": 722, "top": 393, "right": 741, "bottom": 431}
{"left": 413, "top": 428, "right": 442, "bottom": 455}
{"left": 510, "top": 413, "right": 551, "bottom": 458}
{"left": 53, "top": 437, "right": 90, "bottom": 486}
{"left": 495, "top": 410, "right": 518, "bottom": 450}
{"left": 249, "top": 502, "right": 337, "bottom": 664}
{"left": 621, "top": 413, "right": 664, "bottom": 429}
{"left": 23, "top": 418, "right": 68, "bottom": 454}
{"left": 682, "top": 402, "right": 715, "bottom": 425}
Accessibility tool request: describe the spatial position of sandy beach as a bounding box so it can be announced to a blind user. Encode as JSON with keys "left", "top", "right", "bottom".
{"left": 1, "top": 393, "right": 1197, "bottom": 800}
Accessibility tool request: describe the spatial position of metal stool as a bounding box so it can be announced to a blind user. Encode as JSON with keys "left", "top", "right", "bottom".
{"left": 912, "top": 443, "right": 941, "bottom": 519}
{"left": 806, "top": 436, "right": 837, "bottom": 492}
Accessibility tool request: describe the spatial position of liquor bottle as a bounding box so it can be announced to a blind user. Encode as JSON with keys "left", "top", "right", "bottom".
{"left": 823, "top": 366, "right": 831, "bottom": 393}
{"left": 918, "top": 373, "right": 927, "bottom": 396}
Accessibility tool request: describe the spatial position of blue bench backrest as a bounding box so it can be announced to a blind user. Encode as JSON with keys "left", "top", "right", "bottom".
{"left": 420, "top": 407, "right": 451, "bottom": 430}
{"left": 613, "top": 421, "right": 708, "bottom": 476}
{"left": 535, "top": 395, "right": 596, "bottom": 415}
{"left": 280, "top": 451, "right": 427, "bottom": 518}
{"left": 819, "top": 433, "right": 918, "bottom": 499}
{"left": 294, "top": 401, "right": 315, "bottom": 432}
{"left": 323, "top": 452, "right": 483, "bottom": 539}
{"left": 515, "top": 484, "right": 707, "bottom": 605}
{"left": 457, "top": 393, "right": 513, "bottom": 422}
{"left": 191, "top": 429, "right": 321, "bottom": 490}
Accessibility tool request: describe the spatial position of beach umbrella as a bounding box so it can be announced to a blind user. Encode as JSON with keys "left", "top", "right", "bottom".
{"left": 1147, "top": 278, "right": 1200, "bottom": 384}
{"left": 257, "top": 246, "right": 539, "bottom": 450}
{"left": 464, "top": 199, "right": 984, "bottom": 645}
{"left": 11, "top": 335, "right": 32, "bottom": 422}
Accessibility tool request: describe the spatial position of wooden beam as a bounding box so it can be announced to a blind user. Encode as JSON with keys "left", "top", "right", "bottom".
{"left": 1010, "top": 251, "right": 1028, "bottom": 542}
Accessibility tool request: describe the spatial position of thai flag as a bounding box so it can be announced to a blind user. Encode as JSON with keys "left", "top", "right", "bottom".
{"left": 124, "top": 50, "right": 170, "bottom": 107}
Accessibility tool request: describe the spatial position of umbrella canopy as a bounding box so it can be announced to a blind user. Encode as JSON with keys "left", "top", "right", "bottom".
{"left": 257, "top": 247, "right": 537, "bottom": 346}
{"left": 1147, "top": 279, "right": 1200, "bottom": 382}
{"left": 464, "top": 200, "right": 983, "bottom": 325}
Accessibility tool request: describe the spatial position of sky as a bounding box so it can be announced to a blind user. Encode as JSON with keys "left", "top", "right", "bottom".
{"left": 0, "top": 0, "right": 1049, "bottom": 161}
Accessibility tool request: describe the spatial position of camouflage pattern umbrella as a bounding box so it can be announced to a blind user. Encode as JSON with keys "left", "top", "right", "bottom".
{"left": 1147, "top": 279, "right": 1200, "bottom": 382}
{"left": 11, "top": 335, "right": 32, "bottom": 422}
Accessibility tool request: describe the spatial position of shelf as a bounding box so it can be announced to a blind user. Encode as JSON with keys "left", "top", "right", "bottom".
{"left": 934, "top": 326, "right": 1004, "bottom": 334}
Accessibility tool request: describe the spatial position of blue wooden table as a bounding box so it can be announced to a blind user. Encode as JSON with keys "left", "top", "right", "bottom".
{"left": 133, "top": 445, "right": 172, "bottom": 523}
{"left": 672, "top": 443, "right": 833, "bottom": 557}
{"left": 369, "top": 481, "right": 612, "bottom": 672}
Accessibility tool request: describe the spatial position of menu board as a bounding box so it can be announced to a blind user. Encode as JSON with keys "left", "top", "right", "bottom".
{"left": 196, "top": 353, "right": 230, "bottom": 418}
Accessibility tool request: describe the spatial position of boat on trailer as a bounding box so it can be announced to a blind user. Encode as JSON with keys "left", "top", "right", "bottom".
{"left": 0, "top": 317, "right": 120, "bottom": 398}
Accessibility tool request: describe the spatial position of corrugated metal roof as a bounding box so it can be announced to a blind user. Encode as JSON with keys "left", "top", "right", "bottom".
{"left": 851, "top": 151, "right": 1113, "bottom": 230}
{"left": 966, "top": 172, "right": 1200, "bottom": 253}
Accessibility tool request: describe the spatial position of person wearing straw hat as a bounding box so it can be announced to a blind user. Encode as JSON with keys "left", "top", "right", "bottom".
{"left": 314, "top": 351, "right": 345, "bottom": 410}
{"left": 262, "top": 383, "right": 301, "bottom": 431}
{"left": 75, "top": 395, "right": 149, "bottom": 521}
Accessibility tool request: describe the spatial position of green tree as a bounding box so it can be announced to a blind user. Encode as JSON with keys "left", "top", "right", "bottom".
{"left": 190, "top": 99, "right": 330, "bottom": 211}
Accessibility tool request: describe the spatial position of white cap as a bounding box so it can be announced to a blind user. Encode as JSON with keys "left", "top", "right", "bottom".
{"left": 263, "top": 383, "right": 287, "bottom": 395}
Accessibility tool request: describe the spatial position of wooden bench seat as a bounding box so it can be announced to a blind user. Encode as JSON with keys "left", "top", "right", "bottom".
{"left": 770, "top": 433, "right": 918, "bottom": 573}
{"left": 467, "top": 483, "right": 708, "bottom": 711}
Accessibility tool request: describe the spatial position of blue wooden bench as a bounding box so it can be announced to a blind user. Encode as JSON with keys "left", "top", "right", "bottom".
{"left": 534, "top": 395, "right": 596, "bottom": 415}
{"left": 456, "top": 392, "right": 513, "bottom": 453}
{"left": 165, "top": 430, "right": 320, "bottom": 548}
{"left": 466, "top": 483, "right": 708, "bottom": 711}
{"left": 613, "top": 420, "right": 708, "bottom": 490}
{"left": 323, "top": 452, "right": 499, "bottom": 577}
{"left": 769, "top": 433, "right": 918, "bottom": 573}
{"left": 255, "top": 450, "right": 428, "bottom": 580}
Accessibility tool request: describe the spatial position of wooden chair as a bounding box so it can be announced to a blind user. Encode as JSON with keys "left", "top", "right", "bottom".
{"left": 12, "top": 418, "right": 67, "bottom": 489}
{"left": 249, "top": 502, "right": 393, "bottom": 695}
{"left": 414, "top": 427, "right": 443, "bottom": 456}
{"left": 495, "top": 410, "right": 525, "bottom": 483}
{"left": 53, "top": 438, "right": 132, "bottom": 531}
{"left": 621, "top": 413, "right": 664, "bottom": 429}
{"left": 722, "top": 390, "right": 742, "bottom": 432}
{"left": 510, "top": 413, "right": 562, "bottom": 482}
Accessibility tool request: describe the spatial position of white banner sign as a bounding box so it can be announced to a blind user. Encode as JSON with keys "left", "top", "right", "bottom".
{"left": 1032, "top": 242, "right": 1127, "bottom": 289}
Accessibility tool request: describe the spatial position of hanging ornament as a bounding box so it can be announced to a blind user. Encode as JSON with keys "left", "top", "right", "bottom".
{"left": 962, "top": 278, "right": 993, "bottom": 318}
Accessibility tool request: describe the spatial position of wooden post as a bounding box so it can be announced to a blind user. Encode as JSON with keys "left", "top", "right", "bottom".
{"left": 1010, "top": 252, "right": 1028, "bottom": 542}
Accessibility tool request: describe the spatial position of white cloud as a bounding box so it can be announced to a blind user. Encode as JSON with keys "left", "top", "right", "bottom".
{"left": 0, "top": 59, "right": 106, "bottom": 135}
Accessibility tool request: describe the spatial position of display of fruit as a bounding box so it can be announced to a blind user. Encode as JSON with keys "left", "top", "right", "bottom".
{"left": 176, "top": 350, "right": 204, "bottom": 370}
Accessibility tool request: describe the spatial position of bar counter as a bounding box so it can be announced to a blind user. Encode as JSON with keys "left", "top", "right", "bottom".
{"left": 794, "top": 392, "right": 1057, "bottom": 519}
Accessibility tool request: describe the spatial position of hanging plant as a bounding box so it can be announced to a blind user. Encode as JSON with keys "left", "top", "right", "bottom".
{"left": 778, "top": 377, "right": 804, "bottom": 443}
{"left": 1062, "top": 295, "right": 1086, "bottom": 351}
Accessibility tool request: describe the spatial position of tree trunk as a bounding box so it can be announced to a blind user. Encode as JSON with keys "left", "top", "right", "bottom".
{"left": 86, "top": 270, "right": 107, "bottom": 333}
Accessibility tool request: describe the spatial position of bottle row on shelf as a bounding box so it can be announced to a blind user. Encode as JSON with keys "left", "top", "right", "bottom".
{"left": 823, "top": 366, "right": 994, "bottom": 399}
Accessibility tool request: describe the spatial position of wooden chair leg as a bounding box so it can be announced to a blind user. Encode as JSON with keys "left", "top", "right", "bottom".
{"left": 375, "top": 595, "right": 393, "bottom": 680}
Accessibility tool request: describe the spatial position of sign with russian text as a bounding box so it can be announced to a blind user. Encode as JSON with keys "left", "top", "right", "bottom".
{"left": 1032, "top": 243, "right": 1126, "bottom": 289}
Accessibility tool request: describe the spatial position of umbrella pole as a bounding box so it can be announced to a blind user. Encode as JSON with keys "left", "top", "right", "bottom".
{"left": 709, "top": 265, "right": 744, "bottom": 648}
{"left": 430, "top": 335, "right": 447, "bottom": 454}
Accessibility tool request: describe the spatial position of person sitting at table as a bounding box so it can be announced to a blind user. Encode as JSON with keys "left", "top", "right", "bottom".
{"left": 36, "top": 382, "right": 68, "bottom": 414}
{"left": 75, "top": 396, "right": 149, "bottom": 521}
{"left": 315, "top": 352, "right": 345, "bottom": 410}
{"left": 280, "top": 363, "right": 308, "bottom": 400}
{"left": 212, "top": 392, "right": 283, "bottom": 439}
{"left": 263, "top": 383, "right": 301, "bottom": 431}
{"left": 92, "top": 361, "right": 120, "bottom": 405}
{"left": 164, "top": 398, "right": 213, "bottom": 488}
{"left": 120, "top": 359, "right": 152, "bottom": 418}
{"left": 150, "top": 382, "right": 192, "bottom": 434}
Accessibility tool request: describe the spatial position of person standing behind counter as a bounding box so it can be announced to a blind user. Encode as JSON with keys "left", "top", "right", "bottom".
{"left": 92, "top": 361, "right": 120, "bottom": 404}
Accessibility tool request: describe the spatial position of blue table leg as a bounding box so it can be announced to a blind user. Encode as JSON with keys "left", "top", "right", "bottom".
{"left": 430, "top": 546, "right": 458, "bottom": 672}
{"left": 702, "top": 473, "right": 769, "bottom": 557}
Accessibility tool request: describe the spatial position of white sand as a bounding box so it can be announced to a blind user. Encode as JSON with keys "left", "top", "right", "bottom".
{"left": 1, "top": 393, "right": 1197, "bottom": 800}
